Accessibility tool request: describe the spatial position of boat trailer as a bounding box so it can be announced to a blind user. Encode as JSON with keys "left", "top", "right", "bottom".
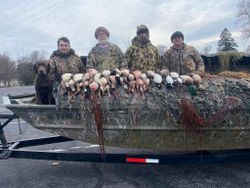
{"left": 1, "top": 113, "right": 250, "bottom": 165}
{"left": 0, "top": 113, "right": 20, "bottom": 148}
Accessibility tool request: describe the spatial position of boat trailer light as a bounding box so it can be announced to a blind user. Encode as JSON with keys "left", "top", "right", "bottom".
{"left": 126, "top": 157, "right": 159, "bottom": 164}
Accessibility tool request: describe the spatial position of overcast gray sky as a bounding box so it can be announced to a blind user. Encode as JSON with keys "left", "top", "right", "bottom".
{"left": 0, "top": 0, "right": 247, "bottom": 58}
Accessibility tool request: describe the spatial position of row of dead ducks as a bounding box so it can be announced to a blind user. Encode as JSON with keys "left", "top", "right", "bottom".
{"left": 61, "top": 68, "right": 202, "bottom": 96}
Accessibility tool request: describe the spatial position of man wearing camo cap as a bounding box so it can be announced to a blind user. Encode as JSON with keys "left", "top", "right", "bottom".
{"left": 86, "top": 26, "right": 127, "bottom": 72}
{"left": 125, "top": 25, "right": 160, "bottom": 71}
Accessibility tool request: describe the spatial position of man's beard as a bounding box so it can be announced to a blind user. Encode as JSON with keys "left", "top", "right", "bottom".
{"left": 60, "top": 49, "right": 70, "bottom": 54}
{"left": 139, "top": 36, "right": 149, "bottom": 44}
{"left": 98, "top": 38, "right": 109, "bottom": 45}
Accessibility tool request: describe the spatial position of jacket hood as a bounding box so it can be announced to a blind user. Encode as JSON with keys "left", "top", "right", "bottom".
{"left": 132, "top": 36, "right": 151, "bottom": 48}
{"left": 171, "top": 43, "right": 187, "bottom": 51}
{"left": 51, "top": 48, "right": 75, "bottom": 58}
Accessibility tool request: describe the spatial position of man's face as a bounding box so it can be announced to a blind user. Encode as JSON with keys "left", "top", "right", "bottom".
{"left": 97, "top": 31, "right": 108, "bottom": 44}
{"left": 58, "top": 40, "right": 70, "bottom": 54}
{"left": 137, "top": 32, "right": 149, "bottom": 43}
{"left": 172, "top": 36, "right": 183, "bottom": 47}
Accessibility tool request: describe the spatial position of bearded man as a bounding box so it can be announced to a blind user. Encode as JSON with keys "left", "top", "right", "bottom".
{"left": 86, "top": 26, "right": 127, "bottom": 71}
{"left": 125, "top": 25, "right": 160, "bottom": 71}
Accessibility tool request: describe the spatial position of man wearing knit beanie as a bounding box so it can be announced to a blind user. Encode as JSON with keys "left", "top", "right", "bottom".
{"left": 162, "top": 31, "right": 205, "bottom": 76}
{"left": 125, "top": 25, "right": 160, "bottom": 71}
{"left": 86, "top": 26, "right": 127, "bottom": 71}
{"left": 94, "top": 26, "right": 110, "bottom": 39}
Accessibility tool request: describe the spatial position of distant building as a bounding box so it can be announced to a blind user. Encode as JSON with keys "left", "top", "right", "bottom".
{"left": 0, "top": 79, "right": 20, "bottom": 87}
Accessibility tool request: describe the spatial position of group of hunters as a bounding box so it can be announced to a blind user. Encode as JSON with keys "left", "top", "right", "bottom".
{"left": 48, "top": 25, "right": 205, "bottom": 85}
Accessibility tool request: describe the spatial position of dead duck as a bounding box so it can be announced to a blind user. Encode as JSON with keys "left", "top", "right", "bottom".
{"left": 61, "top": 73, "right": 72, "bottom": 89}
{"left": 177, "top": 77, "right": 183, "bottom": 85}
{"left": 103, "top": 84, "right": 111, "bottom": 98}
{"left": 73, "top": 73, "right": 84, "bottom": 92}
{"left": 165, "top": 75, "right": 174, "bottom": 87}
{"left": 143, "top": 78, "right": 150, "bottom": 92}
{"left": 119, "top": 76, "right": 129, "bottom": 90}
{"left": 192, "top": 74, "right": 202, "bottom": 85}
{"left": 88, "top": 68, "right": 98, "bottom": 82}
{"left": 121, "top": 69, "right": 130, "bottom": 77}
{"left": 73, "top": 73, "right": 83, "bottom": 83}
{"left": 100, "top": 77, "right": 108, "bottom": 93}
{"left": 132, "top": 70, "right": 142, "bottom": 91}
{"left": 129, "top": 80, "right": 136, "bottom": 93}
{"left": 140, "top": 73, "right": 147, "bottom": 81}
{"left": 146, "top": 70, "right": 155, "bottom": 79}
{"left": 67, "top": 79, "right": 76, "bottom": 92}
{"left": 110, "top": 68, "right": 121, "bottom": 78}
{"left": 128, "top": 73, "right": 135, "bottom": 81}
{"left": 109, "top": 75, "right": 117, "bottom": 89}
{"left": 89, "top": 81, "right": 99, "bottom": 93}
{"left": 180, "top": 75, "right": 194, "bottom": 85}
{"left": 82, "top": 73, "right": 90, "bottom": 82}
{"left": 102, "top": 70, "right": 111, "bottom": 79}
{"left": 160, "top": 69, "right": 169, "bottom": 78}
{"left": 94, "top": 73, "right": 102, "bottom": 84}
{"left": 169, "top": 72, "right": 179, "bottom": 81}
{"left": 153, "top": 73, "right": 163, "bottom": 88}
{"left": 61, "top": 73, "right": 73, "bottom": 82}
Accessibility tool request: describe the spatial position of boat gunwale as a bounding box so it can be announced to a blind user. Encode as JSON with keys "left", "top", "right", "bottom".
{"left": 5, "top": 104, "right": 56, "bottom": 109}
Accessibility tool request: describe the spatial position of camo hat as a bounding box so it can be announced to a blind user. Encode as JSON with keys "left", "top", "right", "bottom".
{"left": 95, "top": 26, "right": 110, "bottom": 39}
{"left": 136, "top": 25, "right": 149, "bottom": 35}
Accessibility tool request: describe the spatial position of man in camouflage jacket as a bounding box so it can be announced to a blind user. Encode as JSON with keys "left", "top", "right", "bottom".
{"left": 86, "top": 26, "right": 127, "bottom": 71}
{"left": 49, "top": 37, "right": 85, "bottom": 82}
{"left": 162, "top": 31, "right": 205, "bottom": 76}
{"left": 125, "top": 25, "right": 160, "bottom": 71}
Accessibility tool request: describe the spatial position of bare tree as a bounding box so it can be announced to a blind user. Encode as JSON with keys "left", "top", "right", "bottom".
{"left": 17, "top": 51, "right": 47, "bottom": 85}
{"left": 16, "top": 63, "right": 35, "bottom": 85}
{"left": 237, "top": 0, "right": 250, "bottom": 39}
{"left": 29, "top": 50, "right": 47, "bottom": 64}
{"left": 157, "top": 45, "right": 168, "bottom": 56}
{"left": 0, "top": 53, "right": 16, "bottom": 86}
{"left": 202, "top": 45, "right": 212, "bottom": 55}
{"left": 17, "top": 50, "right": 47, "bottom": 65}
{"left": 246, "top": 45, "right": 250, "bottom": 54}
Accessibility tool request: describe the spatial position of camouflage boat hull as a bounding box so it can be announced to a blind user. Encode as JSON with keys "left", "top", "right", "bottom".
{"left": 4, "top": 77, "right": 250, "bottom": 151}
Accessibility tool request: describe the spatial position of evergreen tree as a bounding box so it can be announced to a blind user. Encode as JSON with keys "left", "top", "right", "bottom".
{"left": 217, "top": 28, "right": 238, "bottom": 52}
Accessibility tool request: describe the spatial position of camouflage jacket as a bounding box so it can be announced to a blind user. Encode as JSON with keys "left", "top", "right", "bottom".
{"left": 125, "top": 37, "right": 160, "bottom": 71}
{"left": 162, "top": 43, "right": 205, "bottom": 76}
{"left": 86, "top": 43, "right": 127, "bottom": 72}
{"left": 49, "top": 49, "right": 85, "bottom": 81}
